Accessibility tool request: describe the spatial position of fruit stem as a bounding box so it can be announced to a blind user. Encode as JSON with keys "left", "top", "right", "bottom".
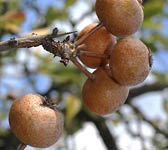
{"left": 77, "top": 50, "right": 109, "bottom": 58}
{"left": 74, "top": 22, "right": 103, "bottom": 46}
{"left": 76, "top": 43, "right": 86, "bottom": 50}
{"left": 17, "top": 143, "right": 27, "bottom": 150}
{"left": 148, "top": 48, "right": 153, "bottom": 67}
{"left": 71, "top": 57, "right": 95, "bottom": 80}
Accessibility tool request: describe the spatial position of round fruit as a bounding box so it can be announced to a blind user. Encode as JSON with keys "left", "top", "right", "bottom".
{"left": 109, "top": 38, "right": 152, "bottom": 86}
{"left": 82, "top": 68, "right": 129, "bottom": 115}
{"left": 95, "top": 0, "right": 144, "bottom": 36}
{"left": 76, "top": 23, "right": 116, "bottom": 68}
{"left": 9, "top": 94, "right": 64, "bottom": 148}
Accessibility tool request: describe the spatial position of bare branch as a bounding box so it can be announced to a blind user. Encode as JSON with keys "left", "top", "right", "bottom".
{"left": 127, "top": 82, "right": 168, "bottom": 102}
{"left": 128, "top": 102, "right": 168, "bottom": 138}
{"left": 78, "top": 110, "right": 119, "bottom": 150}
{"left": 0, "top": 28, "right": 76, "bottom": 52}
{"left": 93, "top": 119, "right": 118, "bottom": 150}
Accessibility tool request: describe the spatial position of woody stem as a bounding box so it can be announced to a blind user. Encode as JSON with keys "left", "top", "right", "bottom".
{"left": 17, "top": 143, "right": 27, "bottom": 150}
{"left": 77, "top": 50, "right": 109, "bottom": 58}
{"left": 74, "top": 22, "right": 103, "bottom": 46}
{"left": 70, "top": 57, "right": 95, "bottom": 80}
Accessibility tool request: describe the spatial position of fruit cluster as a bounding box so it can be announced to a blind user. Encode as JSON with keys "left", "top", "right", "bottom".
{"left": 8, "top": 0, "right": 152, "bottom": 149}
{"left": 76, "top": 0, "right": 152, "bottom": 115}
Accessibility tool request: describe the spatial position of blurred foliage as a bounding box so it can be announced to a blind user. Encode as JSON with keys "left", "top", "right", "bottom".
{"left": 0, "top": 0, "right": 168, "bottom": 150}
{"left": 65, "top": 94, "right": 82, "bottom": 125}
{"left": 0, "top": 11, "right": 25, "bottom": 32}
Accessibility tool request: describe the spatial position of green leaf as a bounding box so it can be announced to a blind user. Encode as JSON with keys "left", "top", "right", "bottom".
{"left": 151, "top": 32, "right": 168, "bottom": 50}
{"left": 143, "top": 19, "right": 162, "bottom": 29}
{"left": 152, "top": 72, "right": 168, "bottom": 82}
{"left": 142, "top": 31, "right": 168, "bottom": 52}
{"left": 65, "top": 0, "right": 76, "bottom": 7}
{"left": 0, "top": 11, "right": 25, "bottom": 32}
{"left": 0, "top": 111, "right": 7, "bottom": 120}
{"left": 142, "top": 40, "right": 157, "bottom": 52}
{"left": 163, "top": 99, "right": 168, "bottom": 113}
{"left": 144, "top": 0, "right": 164, "bottom": 20}
{"left": 65, "top": 95, "right": 82, "bottom": 125}
{"left": 45, "top": 7, "right": 68, "bottom": 25}
{"left": 112, "top": 118, "right": 121, "bottom": 126}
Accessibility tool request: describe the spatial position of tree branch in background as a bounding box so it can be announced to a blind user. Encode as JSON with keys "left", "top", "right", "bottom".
{"left": 17, "top": 143, "right": 27, "bottom": 150}
{"left": 78, "top": 110, "right": 119, "bottom": 150}
{"left": 125, "top": 82, "right": 168, "bottom": 138}
{"left": 93, "top": 119, "right": 118, "bottom": 150}
{"left": 127, "top": 82, "right": 168, "bottom": 102}
{"left": 128, "top": 102, "right": 168, "bottom": 138}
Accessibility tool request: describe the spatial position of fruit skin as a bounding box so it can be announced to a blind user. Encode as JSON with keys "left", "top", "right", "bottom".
{"left": 82, "top": 68, "right": 129, "bottom": 115}
{"left": 76, "top": 23, "right": 116, "bottom": 68}
{"left": 95, "top": 0, "right": 144, "bottom": 36}
{"left": 9, "top": 94, "right": 64, "bottom": 148}
{"left": 109, "top": 38, "right": 151, "bottom": 86}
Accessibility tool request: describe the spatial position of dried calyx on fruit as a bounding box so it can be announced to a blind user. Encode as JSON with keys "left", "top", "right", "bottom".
{"left": 95, "top": 0, "right": 144, "bottom": 36}
{"left": 9, "top": 94, "right": 64, "bottom": 148}
{"left": 76, "top": 23, "right": 116, "bottom": 68}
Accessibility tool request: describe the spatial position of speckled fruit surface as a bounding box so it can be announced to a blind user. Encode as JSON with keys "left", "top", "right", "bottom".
{"left": 109, "top": 38, "right": 151, "bottom": 86}
{"left": 96, "top": 0, "right": 144, "bottom": 36}
{"left": 82, "top": 68, "right": 129, "bottom": 115}
{"left": 9, "top": 94, "right": 64, "bottom": 148}
{"left": 76, "top": 23, "right": 116, "bottom": 68}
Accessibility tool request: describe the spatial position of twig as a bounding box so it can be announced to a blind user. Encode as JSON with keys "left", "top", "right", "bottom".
{"left": 0, "top": 27, "right": 107, "bottom": 79}
{"left": 127, "top": 82, "right": 168, "bottom": 103}
{"left": 78, "top": 109, "right": 119, "bottom": 150}
{"left": 94, "top": 120, "right": 118, "bottom": 150}
{"left": 0, "top": 28, "right": 76, "bottom": 52}
{"left": 137, "top": 117, "right": 147, "bottom": 150}
{"left": 74, "top": 22, "right": 103, "bottom": 46}
{"left": 128, "top": 102, "right": 168, "bottom": 138}
{"left": 78, "top": 50, "right": 109, "bottom": 58}
{"left": 76, "top": 43, "right": 109, "bottom": 59}
{"left": 0, "top": 27, "right": 95, "bottom": 79}
{"left": 17, "top": 143, "right": 27, "bottom": 150}
{"left": 70, "top": 57, "right": 95, "bottom": 80}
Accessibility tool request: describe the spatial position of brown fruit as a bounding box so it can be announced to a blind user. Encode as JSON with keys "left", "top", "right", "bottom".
{"left": 109, "top": 38, "right": 152, "bottom": 86}
{"left": 76, "top": 23, "right": 116, "bottom": 68}
{"left": 82, "top": 68, "right": 129, "bottom": 115}
{"left": 95, "top": 0, "right": 144, "bottom": 36}
{"left": 9, "top": 94, "right": 64, "bottom": 148}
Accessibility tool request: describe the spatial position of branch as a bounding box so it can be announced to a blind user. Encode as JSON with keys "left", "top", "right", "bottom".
{"left": 74, "top": 22, "right": 103, "bottom": 46}
{"left": 0, "top": 28, "right": 96, "bottom": 79}
{"left": 78, "top": 110, "right": 118, "bottom": 150}
{"left": 127, "top": 82, "right": 168, "bottom": 102}
{"left": 125, "top": 82, "right": 168, "bottom": 138}
{"left": 0, "top": 28, "right": 76, "bottom": 52}
{"left": 128, "top": 102, "right": 168, "bottom": 138}
{"left": 93, "top": 119, "right": 118, "bottom": 150}
{"left": 17, "top": 143, "right": 27, "bottom": 150}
